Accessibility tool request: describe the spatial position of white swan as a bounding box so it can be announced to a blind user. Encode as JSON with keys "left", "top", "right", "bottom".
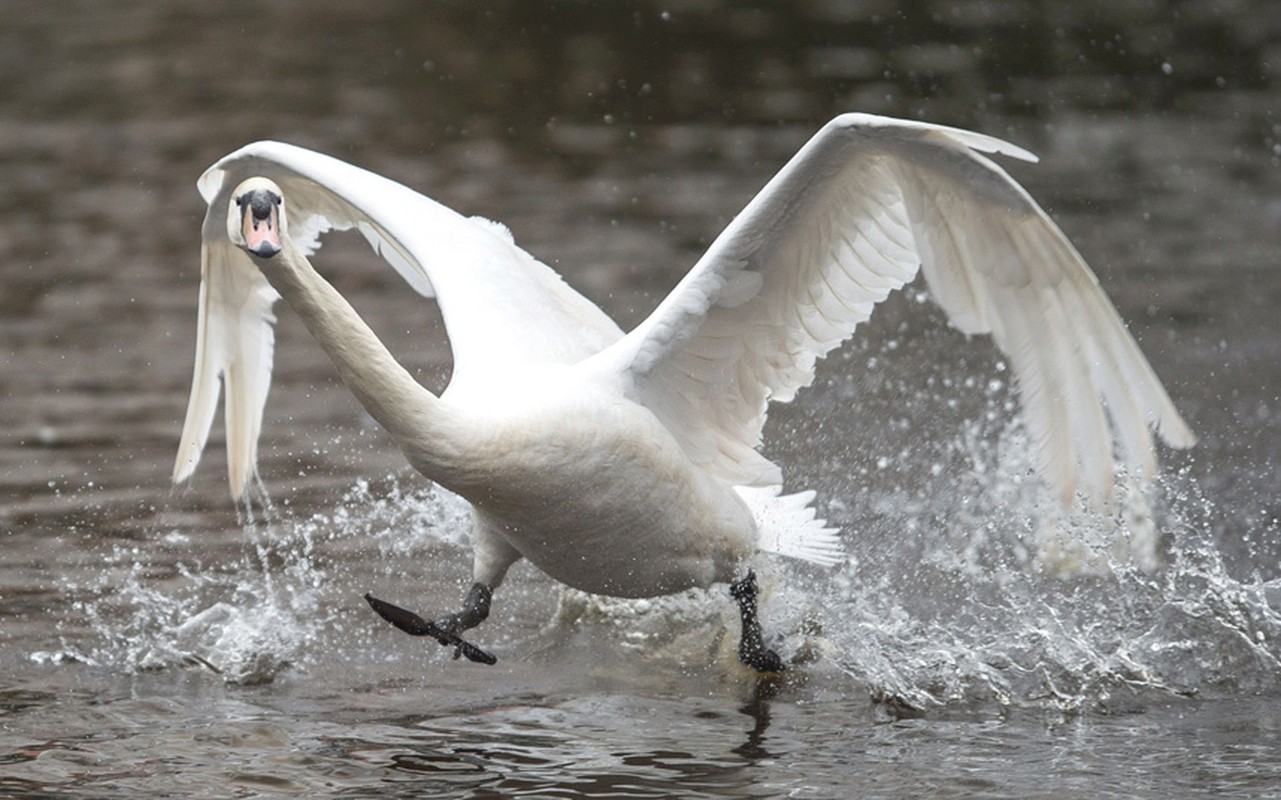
{"left": 173, "top": 113, "right": 1194, "bottom": 669}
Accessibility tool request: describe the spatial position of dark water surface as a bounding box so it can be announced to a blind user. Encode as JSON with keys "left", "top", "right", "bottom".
{"left": 4, "top": 2, "right": 1281, "bottom": 797}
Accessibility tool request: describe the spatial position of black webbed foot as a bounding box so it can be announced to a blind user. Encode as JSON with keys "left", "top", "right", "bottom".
{"left": 365, "top": 585, "right": 497, "bottom": 665}
{"left": 730, "top": 570, "right": 787, "bottom": 673}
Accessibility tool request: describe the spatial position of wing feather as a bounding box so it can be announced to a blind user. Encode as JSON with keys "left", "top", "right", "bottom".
{"left": 197, "top": 142, "right": 621, "bottom": 372}
{"left": 172, "top": 240, "right": 279, "bottom": 498}
{"left": 590, "top": 113, "right": 1194, "bottom": 505}
{"left": 176, "top": 141, "right": 623, "bottom": 499}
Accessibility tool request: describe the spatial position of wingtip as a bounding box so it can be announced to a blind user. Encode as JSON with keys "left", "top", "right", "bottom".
{"left": 171, "top": 458, "right": 196, "bottom": 488}
{"left": 226, "top": 452, "right": 256, "bottom": 505}
{"left": 1159, "top": 415, "right": 1197, "bottom": 451}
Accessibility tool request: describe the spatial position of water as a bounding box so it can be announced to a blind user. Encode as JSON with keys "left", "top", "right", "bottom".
{"left": 4, "top": 1, "right": 1281, "bottom": 796}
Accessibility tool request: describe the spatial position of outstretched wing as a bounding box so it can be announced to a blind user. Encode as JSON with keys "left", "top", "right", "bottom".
{"left": 174, "top": 141, "right": 622, "bottom": 498}
{"left": 589, "top": 113, "right": 1194, "bottom": 505}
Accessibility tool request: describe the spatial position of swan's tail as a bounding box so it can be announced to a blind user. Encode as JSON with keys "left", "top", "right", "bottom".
{"left": 736, "top": 485, "right": 845, "bottom": 567}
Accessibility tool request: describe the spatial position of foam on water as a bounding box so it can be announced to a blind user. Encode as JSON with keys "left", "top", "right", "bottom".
{"left": 36, "top": 519, "right": 322, "bottom": 685}
{"left": 772, "top": 421, "right": 1281, "bottom": 713}
{"left": 33, "top": 417, "right": 1281, "bottom": 712}
{"left": 33, "top": 477, "right": 473, "bottom": 684}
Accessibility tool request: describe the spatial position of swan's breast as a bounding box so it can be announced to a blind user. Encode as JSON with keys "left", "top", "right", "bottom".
{"left": 429, "top": 367, "right": 757, "bottom": 597}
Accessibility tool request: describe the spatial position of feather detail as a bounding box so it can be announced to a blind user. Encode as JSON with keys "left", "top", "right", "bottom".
{"left": 591, "top": 112, "right": 1193, "bottom": 509}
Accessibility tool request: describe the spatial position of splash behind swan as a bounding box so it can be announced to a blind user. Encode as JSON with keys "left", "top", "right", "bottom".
{"left": 173, "top": 114, "right": 1194, "bottom": 669}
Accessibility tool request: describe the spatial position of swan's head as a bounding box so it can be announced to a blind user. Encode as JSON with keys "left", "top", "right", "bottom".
{"left": 229, "top": 177, "right": 285, "bottom": 259}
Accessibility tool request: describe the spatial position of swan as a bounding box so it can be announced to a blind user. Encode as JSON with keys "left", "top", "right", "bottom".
{"left": 173, "top": 113, "right": 1194, "bottom": 670}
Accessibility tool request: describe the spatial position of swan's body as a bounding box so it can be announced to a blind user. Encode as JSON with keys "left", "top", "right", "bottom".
{"left": 404, "top": 362, "right": 760, "bottom": 597}
{"left": 174, "top": 114, "right": 1193, "bottom": 665}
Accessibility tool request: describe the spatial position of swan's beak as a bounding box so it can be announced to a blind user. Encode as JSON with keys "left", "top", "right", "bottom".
{"left": 238, "top": 188, "right": 282, "bottom": 259}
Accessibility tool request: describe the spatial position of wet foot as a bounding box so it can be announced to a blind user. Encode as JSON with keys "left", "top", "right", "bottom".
{"left": 729, "top": 570, "right": 787, "bottom": 673}
{"left": 364, "top": 593, "right": 497, "bottom": 665}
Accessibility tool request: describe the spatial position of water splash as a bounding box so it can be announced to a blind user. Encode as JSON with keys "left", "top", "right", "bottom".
{"left": 32, "top": 421, "right": 1280, "bottom": 712}
{"left": 790, "top": 419, "right": 1281, "bottom": 714}
{"left": 34, "top": 475, "right": 471, "bottom": 685}
{"left": 36, "top": 519, "right": 326, "bottom": 684}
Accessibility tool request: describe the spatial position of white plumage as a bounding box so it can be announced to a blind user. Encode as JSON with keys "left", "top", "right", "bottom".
{"left": 174, "top": 113, "right": 1193, "bottom": 603}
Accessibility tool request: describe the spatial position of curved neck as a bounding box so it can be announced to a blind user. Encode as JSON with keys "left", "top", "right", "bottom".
{"left": 258, "top": 242, "right": 464, "bottom": 475}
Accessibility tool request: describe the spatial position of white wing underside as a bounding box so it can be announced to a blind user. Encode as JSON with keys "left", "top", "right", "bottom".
{"left": 174, "top": 141, "right": 622, "bottom": 498}
{"left": 592, "top": 113, "right": 1194, "bottom": 507}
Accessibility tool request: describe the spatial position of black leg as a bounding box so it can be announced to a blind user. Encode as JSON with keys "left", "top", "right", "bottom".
{"left": 365, "top": 582, "right": 497, "bottom": 665}
{"left": 729, "top": 570, "right": 787, "bottom": 673}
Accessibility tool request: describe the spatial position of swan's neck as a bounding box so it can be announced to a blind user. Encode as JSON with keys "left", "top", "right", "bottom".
{"left": 258, "top": 242, "right": 465, "bottom": 476}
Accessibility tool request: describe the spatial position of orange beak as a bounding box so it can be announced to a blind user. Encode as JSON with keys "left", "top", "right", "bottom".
{"left": 240, "top": 193, "right": 282, "bottom": 258}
